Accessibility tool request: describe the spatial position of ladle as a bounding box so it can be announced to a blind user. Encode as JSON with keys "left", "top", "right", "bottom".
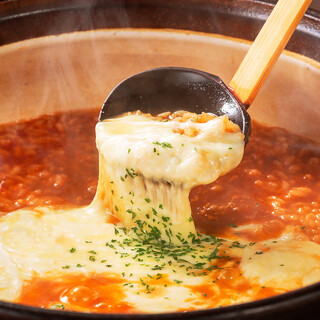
{"left": 99, "top": 0, "right": 311, "bottom": 145}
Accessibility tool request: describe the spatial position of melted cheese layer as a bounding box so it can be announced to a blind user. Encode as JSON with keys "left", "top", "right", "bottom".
{"left": 1, "top": 113, "right": 320, "bottom": 313}
{"left": 96, "top": 115, "right": 244, "bottom": 186}
{"left": 0, "top": 206, "right": 320, "bottom": 312}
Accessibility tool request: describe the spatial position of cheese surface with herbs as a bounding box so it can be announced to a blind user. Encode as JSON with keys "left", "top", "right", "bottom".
{"left": 0, "top": 112, "right": 320, "bottom": 313}
{"left": 95, "top": 113, "right": 244, "bottom": 244}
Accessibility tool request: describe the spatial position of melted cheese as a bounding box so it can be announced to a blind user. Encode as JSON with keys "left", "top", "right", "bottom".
{"left": 1, "top": 206, "right": 320, "bottom": 312}
{"left": 0, "top": 113, "right": 320, "bottom": 313}
{"left": 241, "top": 235, "right": 320, "bottom": 290}
{"left": 95, "top": 114, "right": 244, "bottom": 244}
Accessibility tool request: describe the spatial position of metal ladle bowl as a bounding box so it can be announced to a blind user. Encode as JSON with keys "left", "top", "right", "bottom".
{"left": 99, "top": 67, "right": 251, "bottom": 144}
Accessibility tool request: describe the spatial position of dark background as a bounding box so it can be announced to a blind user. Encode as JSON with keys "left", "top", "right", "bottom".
{"left": 305, "top": 0, "right": 319, "bottom": 11}
{"left": 0, "top": 0, "right": 319, "bottom": 9}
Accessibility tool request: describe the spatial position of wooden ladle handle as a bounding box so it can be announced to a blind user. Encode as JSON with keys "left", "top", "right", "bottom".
{"left": 229, "top": 0, "right": 312, "bottom": 107}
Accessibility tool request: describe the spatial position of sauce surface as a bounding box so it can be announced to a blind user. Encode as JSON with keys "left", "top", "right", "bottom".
{"left": 17, "top": 274, "right": 134, "bottom": 313}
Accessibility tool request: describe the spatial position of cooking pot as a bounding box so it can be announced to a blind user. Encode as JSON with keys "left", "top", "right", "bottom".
{"left": 0, "top": 0, "right": 320, "bottom": 319}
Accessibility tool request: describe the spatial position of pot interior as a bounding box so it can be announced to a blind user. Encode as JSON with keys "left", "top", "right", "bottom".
{"left": 1, "top": 29, "right": 320, "bottom": 142}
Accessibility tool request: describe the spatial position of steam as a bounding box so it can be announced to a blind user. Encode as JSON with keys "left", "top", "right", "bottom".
{"left": 0, "top": 3, "right": 320, "bottom": 147}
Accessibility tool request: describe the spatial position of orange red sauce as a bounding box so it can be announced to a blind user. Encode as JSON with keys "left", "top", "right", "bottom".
{"left": 17, "top": 260, "right": 278, "bottom": 313}
{"left": 17, "top": 274, "right": 135, "bottom": 313}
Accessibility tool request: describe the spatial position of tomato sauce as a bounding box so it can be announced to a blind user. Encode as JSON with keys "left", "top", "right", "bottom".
{"left": 17, "top": 274, "right": 135, "bottom": 313}
{"left": 0, "top": 109, "right": 99, "bottom": 213}
{"left": 180, "top": 257, "right": 278, "bottom": 312}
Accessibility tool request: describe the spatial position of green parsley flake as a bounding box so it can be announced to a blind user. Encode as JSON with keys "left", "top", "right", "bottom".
{"left": 174, "top": 279, "right": 183, "bottom": 284}
{"left": 153, "top": 141, "right": 173, "bottom": 148}
{"left": 126, "top": 168, "right": 138, "bottom": 178}
{"left": 50, "top": 304, "right": 65, "bottom": 310}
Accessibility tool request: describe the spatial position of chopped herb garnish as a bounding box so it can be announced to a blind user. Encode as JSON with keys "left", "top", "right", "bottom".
{"left": 230, "top": 241, "right": 246, "bottom": 248}
{"left": 126, "top": 168, "right": 138, "bottom": 178}
{"left": 174, "top": 279, "right": 183, "bottom": 284}
{"left": 153, "top": 141, "right": 173, "bottom": 148}
{"left": 127, "top": 209, "right": 137, "bottom": 219}
{"left": 50, "top": 304, "right": 65, "bottom": 310}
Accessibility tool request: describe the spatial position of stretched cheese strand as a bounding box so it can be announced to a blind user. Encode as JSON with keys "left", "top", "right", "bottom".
{"left": 95, "top": 114, "right": 244, "bottom": 244}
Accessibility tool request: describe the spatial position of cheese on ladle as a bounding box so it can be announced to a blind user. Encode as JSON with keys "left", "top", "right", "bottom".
{"left": 95, "top": 113, "right": 245, "bottom": 244}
